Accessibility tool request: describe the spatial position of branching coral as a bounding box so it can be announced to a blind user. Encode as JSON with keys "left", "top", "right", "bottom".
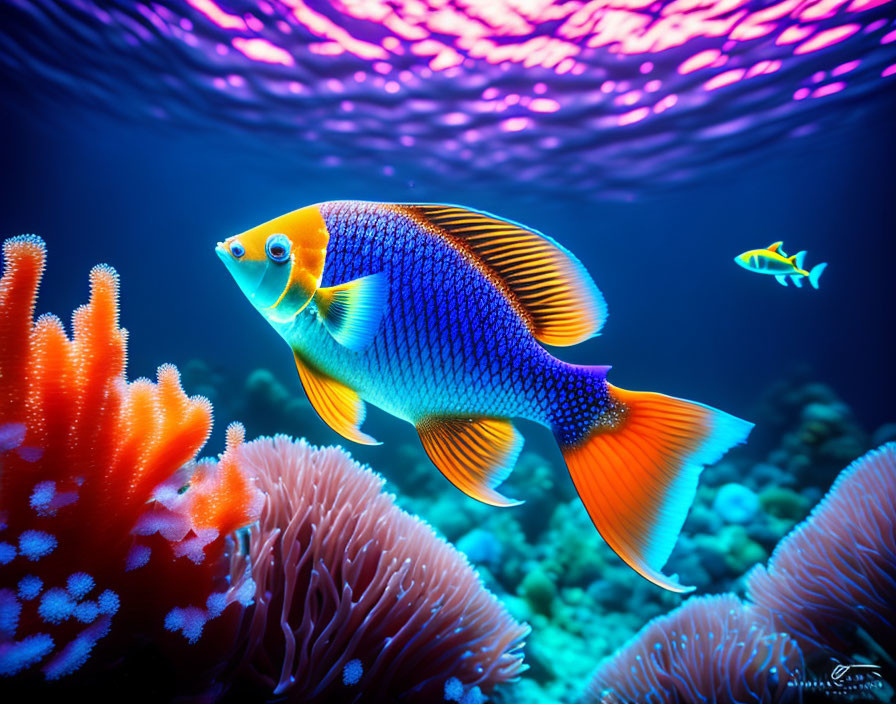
{"left": 0, "top": 235, "right": 260, "bottom": 685}
{"left": 584, "top": 595, "right": 803, "bottom": 704}
{"left": 746, "top": 442, "right": 896, "bottom": 656}
{"left": 227, "top": 435, "right": 529, "bottom": 703}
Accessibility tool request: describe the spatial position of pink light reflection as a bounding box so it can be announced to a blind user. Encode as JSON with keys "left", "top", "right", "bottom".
{"left": 882, "top": 64, "right": 896, "bottom": 77}
{"left": 746, "top": 59, "right": 781, "bottom": 77}
{"left": 500, "top": 117, "right": 531, "bottom": 132}
{"left": 704, "top": 68, "right": 746, "bottom": 90}
{"left": 654, "top": 94, "right": 678, "bottom": 112}
{"left": 811, "top": 81, "right": 847, "bottom": 97}
{"left": 618, "top": 107, "right": 650, "bottom": 125}
{"left": 794, "top": 24, "right": 860, "bottom": 54}
{"left": 832, "top": 59, "right": 860, "bottom": 75}
{"left": 232, "top": 37, "right": 294, "bottom": 66}
{"left": 616, "top": 90, "right": 642, "bottom": 106}
{"left": 847, "top": 0, "right": 890, "bottom": 9}
{"left": 678, "top": 49, "right": 721, "bottom": 74}
{"left": 187, "top": 0, "right": 246, "bottom": 30}
{"left": 777, "top": 25, "right": 814, "bottom": 45}
{"left": 529, "top": 98, "right": 561, "bottom": 112}
{"left": 282, "top": 0, "right": 387, "bottom": 61}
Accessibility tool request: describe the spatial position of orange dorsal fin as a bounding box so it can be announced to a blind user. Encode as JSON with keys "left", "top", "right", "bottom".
{"left": 402, "top": 204, "right": 607, "bottom": 346}
{"left": 766, "top": 241, "right": 783, "bottom": 253}
{"left": 293, "top": 351, "right": 379, "bottom": 445}
{"left": 417, "top": 417, "right": 524, "bottom": 507}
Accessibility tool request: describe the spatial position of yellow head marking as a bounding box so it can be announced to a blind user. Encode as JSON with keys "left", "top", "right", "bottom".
{"left": 220, "top": 205, "right": 330, "bottom": 319}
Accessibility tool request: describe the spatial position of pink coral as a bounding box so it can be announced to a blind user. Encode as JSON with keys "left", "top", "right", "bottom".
{"left": 746, "top": 442, "right": 896, "bottom": 656}
{"left": 227, "top": 435, "right": 528, "bottom": 703}
{"left": 0, "top": 235, "right": 260, "bottom": 686}
{"left": 585, "top": 595, "right": 803, "bottom": 704}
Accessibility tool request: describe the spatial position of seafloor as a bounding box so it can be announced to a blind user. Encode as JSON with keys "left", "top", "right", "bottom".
{"left": 181, "top": 358, "right": 896, "bottom": 703}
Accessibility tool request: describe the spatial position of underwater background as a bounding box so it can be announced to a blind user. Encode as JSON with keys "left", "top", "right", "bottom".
{"left": 1, "top": 1, "right": 896, "bottom": 702}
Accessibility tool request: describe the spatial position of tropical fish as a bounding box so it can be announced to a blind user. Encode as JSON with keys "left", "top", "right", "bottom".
{"left": 734, "top": 241, "right": 827, "bottom": 288}
{"left": 217, "top": 202, "right": 753, "bottom": 592}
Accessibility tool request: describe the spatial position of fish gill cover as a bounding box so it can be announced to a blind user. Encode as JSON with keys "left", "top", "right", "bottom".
{"left": 0, "top": 0, "right": 894, "bottom": 198}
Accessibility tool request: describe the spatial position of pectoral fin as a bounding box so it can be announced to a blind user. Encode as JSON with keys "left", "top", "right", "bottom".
{"left": 314, "top": 273, "right": 386, "bottom": 351}
{"left": 417, "top": 417, "right": 524, "bottom": 507}
{"left": 775, "top": 275, "right": 788, "bottom": 287}
{"left": 293, "top": 351, "right": 379, "bottom": 445}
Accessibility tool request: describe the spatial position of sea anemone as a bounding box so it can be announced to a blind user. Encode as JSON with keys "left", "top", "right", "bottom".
{"left": 0, "top": 235, "right": 260, "bottom": 687}
{"left": 746, "top": 442, "right": 896, "bottom": 656}
{"left": 584, "top": 595, "right": 803, "bottom": 704}
{"left": 226, "top": 435, "right": 529, "bottom": 703}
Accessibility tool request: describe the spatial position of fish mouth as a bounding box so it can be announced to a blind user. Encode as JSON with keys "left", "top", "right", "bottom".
{"left": 215, "top": 242, "right": 230, "bottom": 261}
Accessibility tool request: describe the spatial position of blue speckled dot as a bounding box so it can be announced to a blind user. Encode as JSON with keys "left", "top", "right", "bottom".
{"left": 38, "top": 588, "right": 74, "bottom": 624}
{"left": 67, "top": 572, "right": 94, "bottom": 600}
{"left": 18, "top": 530, "right": 57, "bottom": 561}
{"left": 206, "top": 592, "right": 227, "bottom": 619}
{"left": 444, "top": 676, "right": 464, "bottom": 701}
{"left": 74, "top": 601, "right": 100, "bottom": 623}
{"left": 125, "top": 543, "right": 151, "bottom": 571}
{"left": 18, "top": 575, "right": 42, "bottom": 601}
{"left": 30, "top": 481, "right": 56, "bottom": 513}
{"left": 342, "top": 658, "right": 363, "bottom": 686}
{"left": 97, "top": 590, "right": 119, "bottom": 616}
{"left": 0, "top": 541, "right": 15, "bottom": 565}
{"left": 459, "top": 686, "right": 484, "bottom": 704}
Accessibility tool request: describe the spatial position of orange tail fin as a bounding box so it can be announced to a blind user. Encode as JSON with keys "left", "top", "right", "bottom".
{"left": 557, "top": 383, "right": 752, "bottom": 592}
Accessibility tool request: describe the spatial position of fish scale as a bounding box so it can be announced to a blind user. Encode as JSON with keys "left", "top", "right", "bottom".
{"left": 313, "top": 201, "right": 584, "bottom": 427}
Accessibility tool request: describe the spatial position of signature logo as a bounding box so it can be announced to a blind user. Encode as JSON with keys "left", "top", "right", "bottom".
{"left": 830, "top": 664, "right": 883, "bottom": 685}
{"left": 788, "top": 662, "right": 887, "bottom": 699}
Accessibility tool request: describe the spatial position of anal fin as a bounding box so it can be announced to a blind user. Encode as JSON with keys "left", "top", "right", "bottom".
{"left": 790, "top": 275, "right": 803, "bottom": 288}
{"left": 417, "top": 417, "right": 523, "bottom": 507}
{"left": 293, "top": 351, "right": 379, "bottom": 445}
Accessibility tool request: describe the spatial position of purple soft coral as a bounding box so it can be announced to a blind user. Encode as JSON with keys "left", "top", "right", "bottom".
{"left": 746, "top": 442, "right": 896, "bottom": 656}
{"left": 227, "top": 435, "right": 529, "bottom": 703}
{"left": 585, "top": 594, "right": 803, "bottom": 704}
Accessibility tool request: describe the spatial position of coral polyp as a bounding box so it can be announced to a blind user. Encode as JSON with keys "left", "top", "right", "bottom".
{"left": 0, "top": 235, "right": 260, "bottom": 685}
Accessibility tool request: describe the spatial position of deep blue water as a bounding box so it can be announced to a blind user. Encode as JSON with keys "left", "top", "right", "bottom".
{"left": 1, "top": 93, "right": 893, "bottom": 436}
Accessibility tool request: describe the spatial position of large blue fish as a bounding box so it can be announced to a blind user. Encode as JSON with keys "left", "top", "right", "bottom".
{"left": 217, "top": 201, "right": 752, "bottom": 591}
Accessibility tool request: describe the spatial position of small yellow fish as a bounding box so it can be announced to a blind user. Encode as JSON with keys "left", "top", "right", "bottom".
{"left": 734, "top": 241, "right": 827, "bottom": 288}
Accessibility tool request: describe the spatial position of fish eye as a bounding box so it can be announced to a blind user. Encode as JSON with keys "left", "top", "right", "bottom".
{"left": 266, "top": 234, "right": 291, "bottom": 263}
{"left": 230, "top": 241, "right": 246, "bottom": 258}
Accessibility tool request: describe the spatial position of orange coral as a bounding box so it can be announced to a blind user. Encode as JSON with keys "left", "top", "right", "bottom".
{"left": 0, "top": 235, "right": 259, "bottom": 685}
